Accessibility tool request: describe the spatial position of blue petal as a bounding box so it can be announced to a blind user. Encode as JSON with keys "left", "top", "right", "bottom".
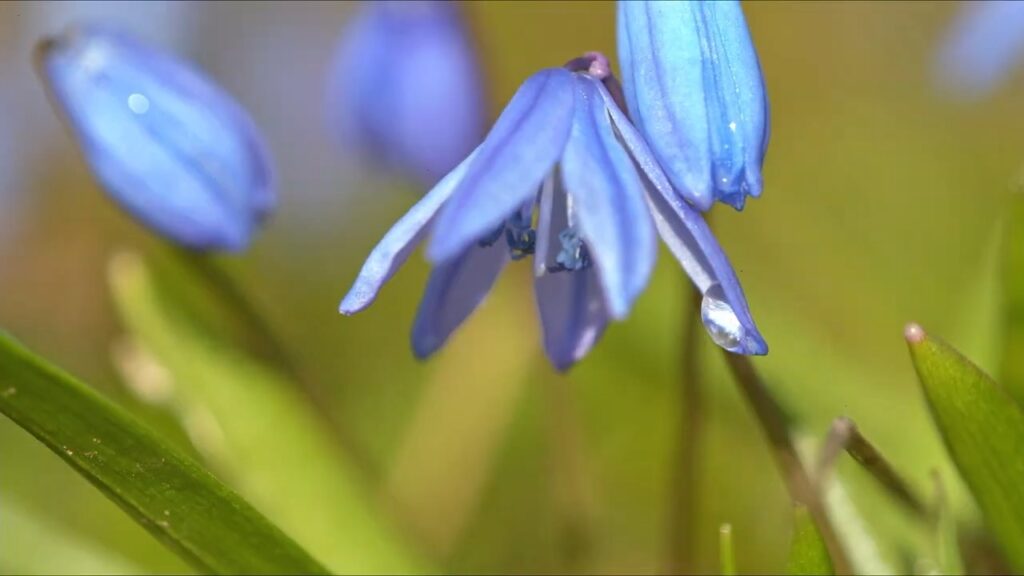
{"left": 340, "top": 148, "right": 479, "bottom": 315}
{"left": 602, "top": 88, "right": 767, "bottom": 355}
{"left": 935, "top": 0, "right": 1024, "bottom": 96}
{"left": 534, "top": 175, "right": 609, "bottom": 370}
{"left": 426, "top": 68, "right": 575, "bottom": 264}
{"left": 329, "top": 1, "right": 485, "bottom": 184}
{"left": 411, "top": 239, "right": 509, "bottom": 359}
{"left": 559, "top": 75, "right": 656, "bottom": 320}
{"left": 617, "top": 0, "right": 768, "bottom": 212}
{"left": 38, "top": 26, "right": 274, "bottom": 251}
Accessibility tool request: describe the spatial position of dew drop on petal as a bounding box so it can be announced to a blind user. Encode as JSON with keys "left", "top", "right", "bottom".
{"left": 700, "top": 285, "right": 744, "bottom": 350}
{"left": 127, "top": 93, "right": 149, "bottom": 115}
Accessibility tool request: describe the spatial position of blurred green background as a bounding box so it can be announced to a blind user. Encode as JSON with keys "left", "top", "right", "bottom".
{"left": 1, "top": 1, "right": 1022, "bottom": 574}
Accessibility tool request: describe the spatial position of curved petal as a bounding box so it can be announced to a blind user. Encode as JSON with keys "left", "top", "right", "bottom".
{"left": 340, "top": 148, "right": 479, "bottom": 314}
{"left": 427, "top": 67, "right": 575, "bottom": 264}
{"left": 559, "top": 75, "right": 656, "bottom": 320}
{"left": 411, "top": 239, "right": 509, "bottom": 358}
{"left": 603, "top": 89, "right": 767, "bottom": 355}
{"left": 535, "top": 176, "right": 609, "bottom": 370}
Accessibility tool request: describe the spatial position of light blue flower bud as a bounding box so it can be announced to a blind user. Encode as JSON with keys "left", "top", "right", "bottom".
{"left": 617, "top": 0, "right": 769, "bottom": 212}
{"left": 935, "top": 0, "right": 1024, "bottom": 97}
{"left": 37, "top": 25, "right": 275, "bottom": 251}
{"left": 329, "top": 1, "right": 486, "bottom": 187}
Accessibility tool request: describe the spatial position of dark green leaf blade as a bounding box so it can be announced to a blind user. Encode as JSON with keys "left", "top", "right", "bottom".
{"left": 0, "top": 332, "right": 327, "bottom": 575}
{"left": 906, "top": 323, "right": 1024, "bottom": 571}
{"left": 787, "top": 505, "right": 834, "bottom": 575}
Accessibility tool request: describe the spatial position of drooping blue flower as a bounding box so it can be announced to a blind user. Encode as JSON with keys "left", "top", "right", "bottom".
{"left": 617, "top": 0, "right": 769, "bottom": 212}
{"left": 328, "top": 1, "right": 485, "bottom": 187}
{"left": 340, "top": 53, "right": 767, "bottom": 370}
{"left": 36, "top": 25, "right": 274, "bottom": 251}
{"left": 935, "top": 0, "right": 1024, "bottom": 97}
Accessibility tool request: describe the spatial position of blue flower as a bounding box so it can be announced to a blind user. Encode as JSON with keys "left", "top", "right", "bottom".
{"left": 36, "top": 25, "right": 274, "bottom": 251}
{"left": 328, "top": 1, "right": 485, "bottom": 186}
{"left": 340, "top": 54, "right": 767, "bottom": 370}
{"left": 935, "top": 0, "right": 1024, "bottom": 97}
{"left": 617, "top": 0, "right": 769, "bottom": 212}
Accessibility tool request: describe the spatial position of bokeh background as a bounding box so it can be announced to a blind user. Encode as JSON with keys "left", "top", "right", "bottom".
{"left": 1, "top": 1, "right": 1022, "bottom": 574}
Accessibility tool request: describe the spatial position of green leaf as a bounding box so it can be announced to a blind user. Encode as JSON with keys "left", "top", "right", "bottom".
{"left": 906, "top": 324, "right": 1024, "bottom": 571}
{"left": 108, "top": 251, "right": 423, "bottom": 574}
{"left": 0, "top": 332, "right": 327, "bottom": 575}
{"left": 1001, "top": 188, "right": 1024, "bottom": 406}
{"left": 787, "top": 505, "right": 834, "bottom": 575}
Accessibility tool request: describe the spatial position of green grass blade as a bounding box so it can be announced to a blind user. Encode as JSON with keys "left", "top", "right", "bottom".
{"left": 0, "top": 332, "right": 327, "bottom": 575}
{"left": 906, "top": 324, "right": 1024, "bottom": 571}
{"left": 719, "top": 524, "right": 736, "bottom": 576}
{"left": 787, "top": 505, "right": 835, "bottom": 575}
{"left": 108, "top": 251, "right": 423, "bottom": 574}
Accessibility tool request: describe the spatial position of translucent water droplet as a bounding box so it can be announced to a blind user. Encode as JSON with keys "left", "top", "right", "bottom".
{"left": 700, "top": 286, "right": 744, "bottom": 350}
{"left": 128, "top": 93, "right": 150, "bottom": 115}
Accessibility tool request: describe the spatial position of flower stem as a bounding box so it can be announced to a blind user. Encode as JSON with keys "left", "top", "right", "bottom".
{"left": 179, "top": 252, "right": 298, "bottom": 372}
{"left": 667, "top": 284, "right": 705, "bottom": 574}
{"left": 722, "top": 352, "right": 852, "bottom": 575}
{"left": 174, "top": 248, "right": 376, "bottom": 478}
{"left": 816, "top": 416, "right": 928, "bottom": 521}
{"left": 544, "top": 373, "right": 594, "bottom": 572}
{"left": 719, "top": 524, "right": 736, "bottom": 576}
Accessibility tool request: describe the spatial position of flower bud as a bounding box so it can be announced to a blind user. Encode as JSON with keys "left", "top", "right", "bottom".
{"left": 37, "top": 25, "right": 274, "bottom": 251}
{"left": 328, "top": 1, "right": 485, "bottom": 186}
{"left": 617, "top": 0, "right": 769, "bottom": 211}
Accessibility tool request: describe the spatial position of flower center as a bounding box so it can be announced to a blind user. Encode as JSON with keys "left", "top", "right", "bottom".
{"left": 477, "top": 216, "right": 591, "bottom": 272}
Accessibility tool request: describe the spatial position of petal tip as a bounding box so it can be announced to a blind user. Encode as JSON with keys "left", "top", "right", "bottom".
{"left": 411, "top": 334, "right": 440, "bottom": 360}
{"left": 687, "top": 190, "right": 715, "bottom": 213}
{"left": 339, "top": 287, "right": 371, "bottom": 315}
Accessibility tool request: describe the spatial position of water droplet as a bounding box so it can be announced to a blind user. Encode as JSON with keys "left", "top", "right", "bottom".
{"left": 127, "top": 93, "right": 149, "bottom": 115}
{"left": 700, "top": 286, "right": 744, "bottom": 350}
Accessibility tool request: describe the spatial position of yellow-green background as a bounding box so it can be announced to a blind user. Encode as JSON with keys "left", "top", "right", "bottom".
{"left": 1, "top": 1, "right": 1021, "bottom": 573}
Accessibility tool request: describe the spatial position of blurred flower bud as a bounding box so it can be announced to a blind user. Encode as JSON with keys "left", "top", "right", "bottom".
{"left": 935, "top": 0, "right": 1024, "bottom": 98}
{"left": 328, "top": 1, "right": 486, "bottom": 187}
{"left": 617, "top": 0, "right": 769, "bottom": 212}
{"left": 37, "top": 25, "right": 275, "bottom": 251}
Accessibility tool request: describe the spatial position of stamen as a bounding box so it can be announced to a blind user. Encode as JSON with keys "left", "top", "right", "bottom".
{"left": 506, "top": 227, "right": 536, "bottom": 260}
{"left": 476, "top": 211, "right": 537, "bottom": 259}
{"left": 553, "top": 227, "right": 591, "bottom": 271}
